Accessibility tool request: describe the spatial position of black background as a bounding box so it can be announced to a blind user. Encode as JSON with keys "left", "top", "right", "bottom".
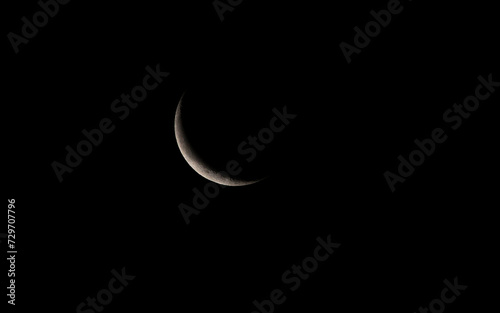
{"left": 2, "top": 0, "right": 498, "bottom": 312}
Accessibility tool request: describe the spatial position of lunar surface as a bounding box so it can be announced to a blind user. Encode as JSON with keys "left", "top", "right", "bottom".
{"left": 174, "top": 94, "right": 264, "bottom": 186}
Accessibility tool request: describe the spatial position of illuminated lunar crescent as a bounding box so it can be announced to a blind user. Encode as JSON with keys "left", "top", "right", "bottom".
{"left": 174, "top": 94, "right": 263, "bottom": 187}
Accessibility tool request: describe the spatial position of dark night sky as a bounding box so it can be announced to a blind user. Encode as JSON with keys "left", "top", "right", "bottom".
{"left": 3, "top": 1, "right": 498, "bottom": 312}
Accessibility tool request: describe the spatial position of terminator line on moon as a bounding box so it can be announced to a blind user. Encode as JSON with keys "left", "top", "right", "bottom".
{"left": 174, "top": 94, "right": 264, "bottom": 187}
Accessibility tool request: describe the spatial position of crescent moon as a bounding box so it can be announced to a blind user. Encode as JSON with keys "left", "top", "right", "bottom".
{"left": 174, "top": 94, "right": 263, "bottom": 187}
